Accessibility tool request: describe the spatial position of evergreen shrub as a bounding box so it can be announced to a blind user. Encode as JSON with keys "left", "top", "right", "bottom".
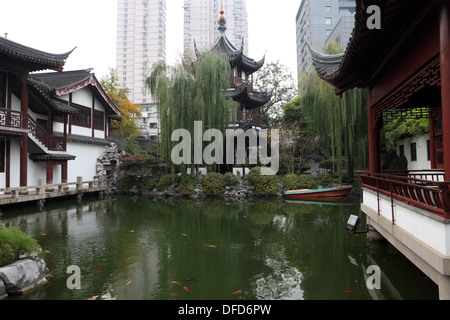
{"left": 223, "top": 172, "right": 241, "bottom": 186}
{"left": 142, "top": 176, "right": 160, "bottom": 191}
{"left": 283, "top": 173, "right": 300, "bottom": 190}
{"left": 247, "top": 167, "right": 277, "bottom": 196}
{"left": 298, "top": 174, "right": 318, "bottom": 189}
{"left": 317, "top": 173, "right": 333, "bottom": 188}
{"left": 0, "top": 223, "right": 40, "bottom": 267}
{"left": 179, "top": 176, "right": 196, "bottom": 196}
{"left": 156, "top": 174, "right": 173, "bottom": 191}
{"left": 202, "top": 172, "right": 225, "bottom": 196}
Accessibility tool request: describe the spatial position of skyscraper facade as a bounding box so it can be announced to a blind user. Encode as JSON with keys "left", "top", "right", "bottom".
{"left": 183, "top": 0, "right": 249, "bottom": 56}
{"left": 296, "top": 0, "right": 355, "bottom": 73}
{"left": 116, "top": 0, "right": 166, "bottom": 106}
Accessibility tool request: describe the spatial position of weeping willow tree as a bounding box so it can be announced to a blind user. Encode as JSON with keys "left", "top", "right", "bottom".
{"left": 301, "top": 42, "right": 368, "bottom": 183}
{"left": 147, "top": 52, "right": 238, "bottom": 177}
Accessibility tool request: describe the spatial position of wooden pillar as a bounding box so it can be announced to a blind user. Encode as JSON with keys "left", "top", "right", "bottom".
{"left": 61, "top": 162, "right": 68, "bottom": 183}
{"left": 20, "top": 72, "right": 29, "bottom": 187}
{"left": 46, "top": 161, "right": 53, "bottom": 184}
{"left": 68, "top": 93, "right": 72, "bottom": 135}
{"left": 368, "top": 104, "right": 381, "bottom": 173}
{"left": 440, "top": 0, "right": 450, "bottom": 180}
{"left": 20, "top": 134, "right": 27, "bottom": 186}
{"left": 63, "top": 114, "right": 68, "bottom": 151}
{"left": 5, "top": 140, "right": 10, "bottom": 188}
{"left": 47, "top": 111, "right": 52, "bottom": 148}
{"left": 21, "top": 72, "right": 28, "bottom": 130}
{"left": 92, "top": 95, "right": 95, "bottom": 138}
{"left": 430, "top": 115, "right": 437, "bottom": 169}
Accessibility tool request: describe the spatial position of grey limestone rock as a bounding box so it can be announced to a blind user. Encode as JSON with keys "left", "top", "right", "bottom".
{"left": 0, "top": 259, "right": 49, "bottom": 295}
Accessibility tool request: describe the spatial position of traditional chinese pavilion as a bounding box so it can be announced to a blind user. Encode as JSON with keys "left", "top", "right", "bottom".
{"left": 195, "top": 6, "right": 273, "bottom": 130}
{"left": 310, "top": 0, "right": 450, "bottom": 299}
{"left": 0, "top": 36, "right": 120, "bottom": 190}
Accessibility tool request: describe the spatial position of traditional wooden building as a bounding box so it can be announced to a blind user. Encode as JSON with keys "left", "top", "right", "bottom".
{"left": 310, "top": 0, "right": 450, "bottom": 299}
{"left": 0, "top": 36, "right": 120, "bottom": 190}
{"left": 195, "top": 6, "right": 273, "bottom": 130}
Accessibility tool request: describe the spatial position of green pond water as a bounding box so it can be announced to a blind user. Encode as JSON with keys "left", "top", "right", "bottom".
{"left": 1, "top": 195, "right": 439, "bottom": 300}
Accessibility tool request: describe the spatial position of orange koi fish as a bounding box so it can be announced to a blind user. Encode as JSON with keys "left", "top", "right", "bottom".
{"left": 92, "top": 270, "right": 102, "bottom": 273}
{"left": 341, "top": 290, "right": 353, "bottom": 293}
{"left": 41, "top": 233, "right": 47, "bottom": 236}
{"left": 170, "top": 292, "right": 180, "bottom": 297}
{"left": 232, "top": 290, "right": 242, "bottom": 295}
{"left": 91, "top": 296, "right": 98, "bottom": 300}
{"left": 125, "top": 280, "right": 132, "bottom": 286}
{"left": 171, "top": 281, "right": 181, "bottom": 285}
{"left": 183, "top": 286, "right": 191, "bottom": 294}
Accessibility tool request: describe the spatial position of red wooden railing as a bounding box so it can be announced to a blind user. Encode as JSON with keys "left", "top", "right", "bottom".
{"left": 0, "top": 108, "right": 66, "bottom": 152}
{"left": 230, "top": 76, "right": 254, "bottom": 92}
{"left": 238, "top": 110, "right": 261, "bottom": 127}
{"left": 0, "top": 107, "right": 22, "bottom": 129}
{"left": 383, "top": 170, "right": 445, "bottom": 181}
{"left": 28, "top": 116, "right": 48, "bottom": 147}
{"left": 358, "top": 170, "right": 450, "bottom": 219}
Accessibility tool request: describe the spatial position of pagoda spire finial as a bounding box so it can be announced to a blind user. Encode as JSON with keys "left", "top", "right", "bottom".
{"left": 219, "top": 3, "right": 225, "bottom": 21}
{"left": 218, "top": 2, "right": 227, "bottom": 34}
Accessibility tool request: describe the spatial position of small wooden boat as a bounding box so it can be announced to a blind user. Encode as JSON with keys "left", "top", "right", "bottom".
{"left": 284, "top": 185, "right": 352, "bottom": 200}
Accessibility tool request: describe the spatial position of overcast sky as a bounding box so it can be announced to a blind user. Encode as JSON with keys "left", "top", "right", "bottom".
{"left": 0, "top": 0, "right": 301, "bottom": 81}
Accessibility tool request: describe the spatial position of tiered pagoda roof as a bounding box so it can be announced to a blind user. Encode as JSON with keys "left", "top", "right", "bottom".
{"left": 196, "top": 6, "right": 272, "bottom": 110}
{"left": 195, "top": 7, "right": 265, "bottom": 74}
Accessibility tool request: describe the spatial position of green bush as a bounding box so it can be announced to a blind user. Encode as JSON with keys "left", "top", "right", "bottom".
{"left": 202, "top": 172, "right": 224, "bottom": 196}
{"left": 247, "top": 167, "right": 277, "bottom": 196}
{"left": 117, "top": 175, "right": 139, "bottom": 193}
{"left": 123, "top": 135, "right": 149, "bottom": 156}
{"left": 298, "top": 174, "right": 318, "bottom": 189}
{"left": 283, "top": 173, "right": 300, "bottom": 190}
{"left": 179, "top": 176, "right": 196, "bottom": 196}
{"left": 156, "top": 174, "right": 173, "bottom": 191}
{"left": 317, "top": 173, "right": 333, "bottom": 188}
{"left": 0, "top": 224, "right": 40, "bottom": 267}
{"left": 223, "top": 172, "right": 241, "bottom": 186}
{"left": 142, "top": 176, "right": 160, "bottom": 191}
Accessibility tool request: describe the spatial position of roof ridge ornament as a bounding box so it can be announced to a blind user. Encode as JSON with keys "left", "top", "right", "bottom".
{"left": 218, "top": 3, "right": 227, "bottom": 34}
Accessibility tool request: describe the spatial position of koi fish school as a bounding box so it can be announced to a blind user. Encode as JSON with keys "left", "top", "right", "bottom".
{"left": 177, "top": 304, "right": 272, "bottom": 317}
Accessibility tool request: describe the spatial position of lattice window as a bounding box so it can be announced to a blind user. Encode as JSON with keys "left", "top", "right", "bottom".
{"left": 72, "top": 104, "right": 91, "bottom": 128}
{"left": 94, "top": 110, "right": 104, "bottom": 131}
{"left": 374, "top": 57, "right": 440, "bottom": 123}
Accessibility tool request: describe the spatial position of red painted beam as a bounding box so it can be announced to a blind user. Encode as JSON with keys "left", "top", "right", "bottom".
{"left": 440, "top": 0, "right": 450, "bottom": 181}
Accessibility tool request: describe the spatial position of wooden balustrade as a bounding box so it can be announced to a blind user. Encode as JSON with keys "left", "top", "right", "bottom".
{"left": 358, "top": 170, "right": 450, "bottom": 219}
{"left": 0, "top": 107, "right": 22, "bottom": 129}
{"left": 238, "top": 110, "right": 261, "bottom": 127}
{"left": 0, "top": 176, "right": 111, "bottom": 206}
{"left": 229, "top": 76, "right": 254, "bottom": 92}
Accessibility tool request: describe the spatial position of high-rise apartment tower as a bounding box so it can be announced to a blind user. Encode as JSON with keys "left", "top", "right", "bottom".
{"left": 183, "top": 0, "right": 249, "bottom": 56}
{"left": 296, "top": 0, "right": 355, "bottom": 73}
{"left": 116, "top": 0, "right": 166, "bottom": 106}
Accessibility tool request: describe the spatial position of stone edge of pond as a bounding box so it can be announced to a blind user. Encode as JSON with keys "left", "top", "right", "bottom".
{"left": 109, "top": 182, "right": 286, "bottom": 198}
{"left": 0, "top": 257, "right": 51, "bottom": 300}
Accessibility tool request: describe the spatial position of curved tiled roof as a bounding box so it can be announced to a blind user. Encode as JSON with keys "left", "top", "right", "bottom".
{"left": 28, "top": 78, "right": 79, "bottom": 115}
{"left": 225, "top": 82, "right": 273, "bottom": 110}
{"left": 30, "top": 69, "right": 121, "bottom": 116}
{"left": 29, "top": 153, "right": 76, "bottom": 161}
{"left": 0, "top": 36, "right": 74, "bottom": 71}
{"left": 309, "top": 0, "right": 432, "bottom": 94}
{"left": 196, "top": 13, "right": 265, "bottom": 74}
